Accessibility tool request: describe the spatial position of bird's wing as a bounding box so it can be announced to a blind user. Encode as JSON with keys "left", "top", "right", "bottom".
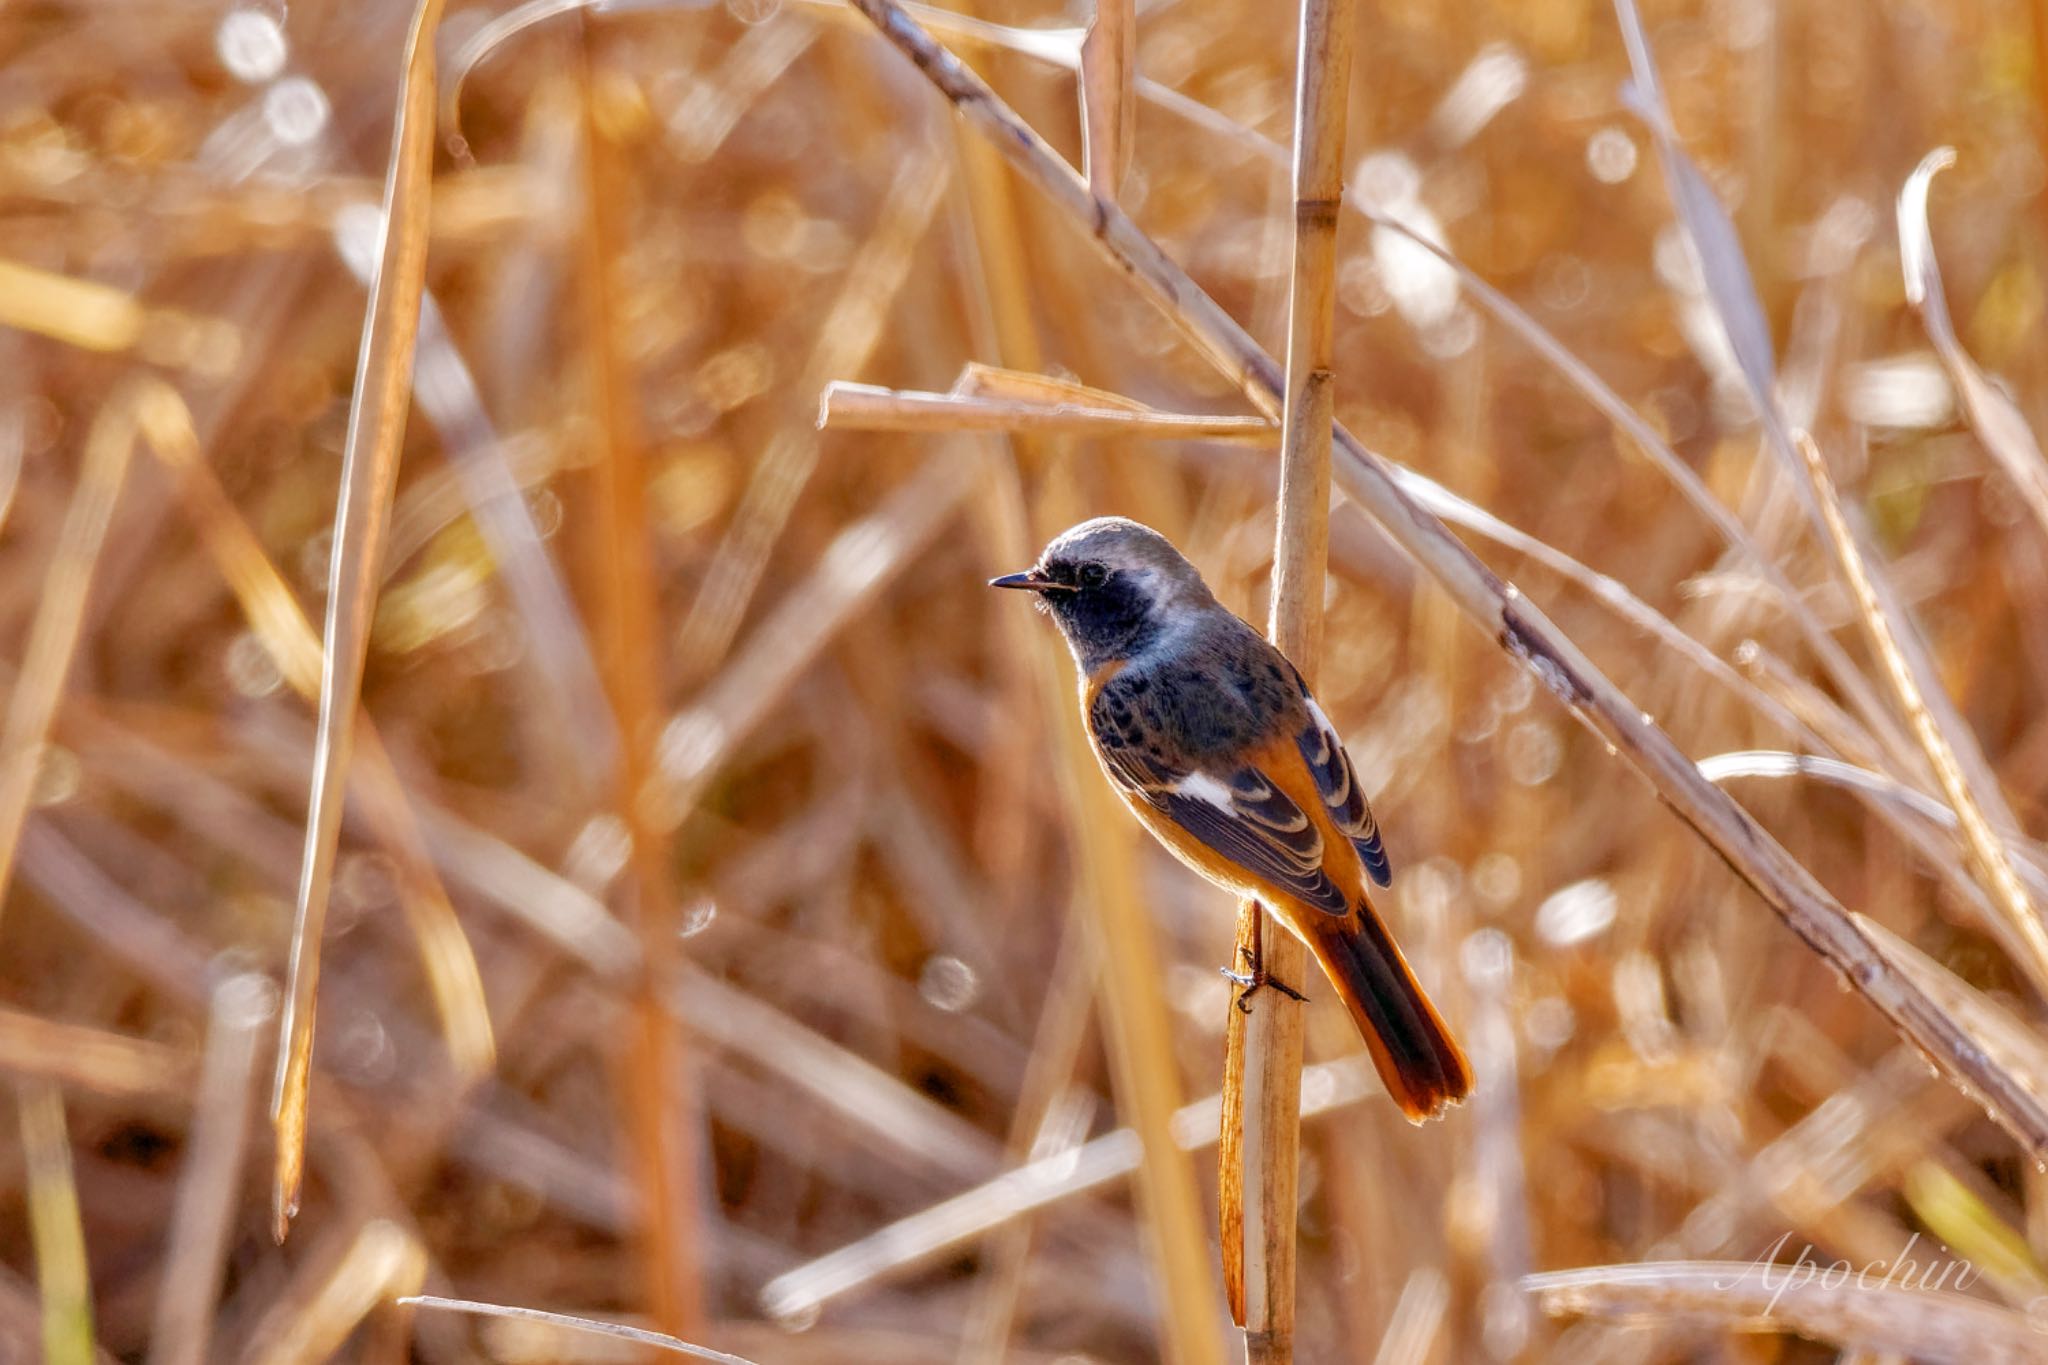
{"left": 1292, "top": 679, "right": 1392, "bottom": 887}
{"left": 1089, "top": 679, "right": 1350, "bottom": 915}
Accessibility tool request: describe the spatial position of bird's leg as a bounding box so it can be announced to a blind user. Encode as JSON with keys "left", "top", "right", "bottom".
{"left": 1221, "top": 912, "right": 1307, "bottom": 1010}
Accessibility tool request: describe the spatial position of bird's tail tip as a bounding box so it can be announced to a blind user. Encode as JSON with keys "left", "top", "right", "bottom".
{"left": 1306, "top": 907, "right": 1473, "bottom": 1122}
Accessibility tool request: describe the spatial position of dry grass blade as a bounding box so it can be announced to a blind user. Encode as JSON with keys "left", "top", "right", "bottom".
{"left": 271, "top": 0, "right": 448, "bottom": 1242}
{"left": 0, "top": 258, "right": 236, "bottom": 374}
{"left": 677, "top": 968, "right": 1000, "bottom": 1185}
{"left": 1524, "top": 1260, "right": 2048, "bottom": 1362}
{"left": 759, "top": 1058, "right": 1377, "bottom": 1322}
{"left": 0, "top": 259, "right": 143, "bottom": 353}
{"left": 1611, "top": 0, "right": 1990, "bottom": 797}
{"left": 1795, "top": 431, "right": 2048, "bottom": 993}
{"left": 1698, "top": 750, "right": 2048, "bottom": 897}
{"left": 0, "top": 388, "right": 139, "bottom": 937}
{"left": 147, "top": 974, "right": 274, "bottom": 1365}
{"left": 0, "top": 1007, "right": 193, "bottom": 1102}
{"left": 817, "top": 381, "right": 1275, "bottom": 443}
{"left": 1370, "top": 1269, "right": 1450, "bottom": 1365}
{"left": 1078, "top": 0, "right": 1134, "bottom": 198}
{"left": 243, "top": 1220, "right": 427, "bottom": 1365}
{"left": 135, "top": 383, "right": 497, "bottom": 1094}
{"left": 18, "top": 1081, "right": 94, "bottom": 1365}
{"left": 1048, "top": 713, "right": 1223, "bottom": 1365}
{"left": 653, "top": 451, "right": 977, "bottom": 825}
{"left": 1222, "top": 0, "right": 1354, "bottom": 1348}
{"left": 401, "top": 1295, "right": 758, "bottom": 1363}
{"left": 844, "top": 0, "right": 2048, "bottom": 1156}
{"left": 1898, "top": 147, "right": 2048, "bottom": 540}
{"left": 674, "top": 151, "right": 950, "bottom": 678}
{"left": 574, "top": 21, "right": 706, "bottom": 1331}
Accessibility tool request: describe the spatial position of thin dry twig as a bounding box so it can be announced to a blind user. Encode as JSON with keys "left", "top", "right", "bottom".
{"left": 1220, "top": 0, "right": 1354, "bottom": 1350}
{"left": 272, "top": 0, "right": 451, "bottom": 1241}
{"left": 844, "top": 0, "right": 2048, "bottom": 1158}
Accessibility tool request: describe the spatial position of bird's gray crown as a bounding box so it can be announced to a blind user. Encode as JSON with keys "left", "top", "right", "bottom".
{"left": 1038, "top": 517, "right": 1213, "bottom": 607}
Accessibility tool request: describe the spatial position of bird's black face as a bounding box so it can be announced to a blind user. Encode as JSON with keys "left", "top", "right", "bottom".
{"left": 990, "top": 555, "right": 1162, "bottom": 670}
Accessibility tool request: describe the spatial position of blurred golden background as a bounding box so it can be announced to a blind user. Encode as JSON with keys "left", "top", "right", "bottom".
{"left": 2, "top": 0, "right": 2047, "bottom": 1360}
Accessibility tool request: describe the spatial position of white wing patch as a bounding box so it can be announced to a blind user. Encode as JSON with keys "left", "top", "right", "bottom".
{"left": 1305, "top": 696, "right": 1341, "bottom": 749}
{"left": 1174, "top": 771, "right": 1236, "bottom": 810}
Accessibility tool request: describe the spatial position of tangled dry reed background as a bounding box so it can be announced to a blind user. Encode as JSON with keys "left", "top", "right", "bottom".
{"left": 3, "top": 0, "right": 2048, "bottom": 1360}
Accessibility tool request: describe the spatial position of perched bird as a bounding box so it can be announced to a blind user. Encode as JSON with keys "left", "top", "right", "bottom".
{"left": 992, "top": 516, "right": 1471, "bottom": 1120}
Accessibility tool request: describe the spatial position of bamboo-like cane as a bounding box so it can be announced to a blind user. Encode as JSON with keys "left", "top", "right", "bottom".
{"left": 841, "top": 0, "right": 2048, "bottom": 1157}
{"left": 1219, "top": 0, "right": 1355, "bottom": 1354}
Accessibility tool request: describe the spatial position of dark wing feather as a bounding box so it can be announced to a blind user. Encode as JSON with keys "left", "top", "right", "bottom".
{"left": 1090, "top": 680, "right": 1349, "bottom": 914}
{"left": 1292, "top": 685, "right": 1392, "bottom": 887}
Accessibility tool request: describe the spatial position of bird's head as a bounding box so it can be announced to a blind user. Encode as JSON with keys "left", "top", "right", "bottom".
{"left": 989, "top": 517, "right": 1215, "bottom": 670}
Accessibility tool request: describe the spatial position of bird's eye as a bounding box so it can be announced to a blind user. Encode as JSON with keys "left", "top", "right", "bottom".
{"left": 1079, "top": 562, "right": 1109, "bottom": 588}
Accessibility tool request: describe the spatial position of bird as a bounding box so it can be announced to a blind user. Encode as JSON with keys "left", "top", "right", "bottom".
{"left": 991, "top": 516, "right": 1471, "bottom": 1121}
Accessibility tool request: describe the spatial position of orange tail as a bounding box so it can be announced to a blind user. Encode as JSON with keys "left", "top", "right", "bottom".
{"left": 1303, "top": 902, "right": 1472, "bottom": 1121}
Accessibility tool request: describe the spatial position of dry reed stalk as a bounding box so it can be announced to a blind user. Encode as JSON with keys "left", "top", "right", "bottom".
{"left": 18, "top": 1080, "right": 93, "bottom": 1365}
{"left": 272, "top": 0, "right": 448, "bottom": 1241}
{"left": 844, "top": 0, "right": 2048, "bottom": 1158}
{"left": 832, "top": 0, "right": 1901, "bottom": 756}
{"left": 0, "top": 388, "right": 139, "bottom": 938}
{"left": 574, "top": 19, "right": 706, "bottom": 1335}
{"left": 1369, "top": 1268, "right": 1450, "bottom": 1365}
{"left": 1220, "top": 0, "right": 1355, "bottom": 1351}
{"left": 1795, "top": 430, "right": 2048, "bottom": 999}
{"left": 818, "top": 381, "right": 1276, "bottom": 443}
{"left": 1078, "top": 0, "right": 1134, "bottom": 198}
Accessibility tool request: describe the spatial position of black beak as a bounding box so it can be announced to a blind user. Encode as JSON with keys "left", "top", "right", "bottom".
{"left": 988, "top": 570, "right": 1073, "bottom": 593}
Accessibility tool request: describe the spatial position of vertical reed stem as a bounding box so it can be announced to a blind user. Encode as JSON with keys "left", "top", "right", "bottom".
{"left": 1221, "top": 1, "right": 1356, "bottom": 1356}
